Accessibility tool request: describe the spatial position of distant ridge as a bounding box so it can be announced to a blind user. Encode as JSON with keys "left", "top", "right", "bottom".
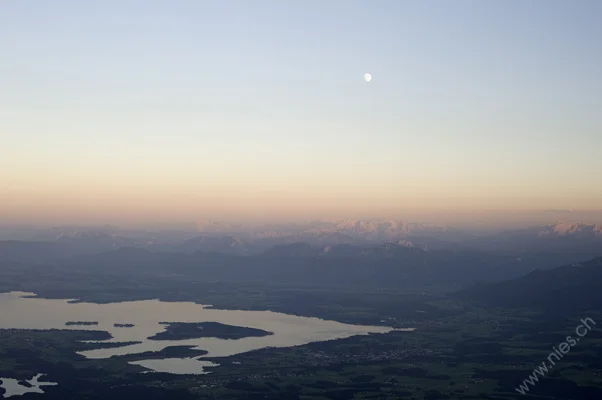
{"left": 457, "top": 257, "right": 602, "bottom": 313}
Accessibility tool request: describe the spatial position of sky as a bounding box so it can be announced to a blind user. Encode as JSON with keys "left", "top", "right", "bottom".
{"left": 1, "top": 0, "right": 601, "bottom": 226}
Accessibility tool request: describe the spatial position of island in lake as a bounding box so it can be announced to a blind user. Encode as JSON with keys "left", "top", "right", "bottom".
{"left": 113, "top": 323, "right": 135, "bottom": 328}
{"left": 149, "top": 322, "right": 274, "bottom": 341}
{"left": 65, "top": 321, "right": 98, "bottom": 326}
{"left": 110, "top": 345, "right": 208, "bottom": 362}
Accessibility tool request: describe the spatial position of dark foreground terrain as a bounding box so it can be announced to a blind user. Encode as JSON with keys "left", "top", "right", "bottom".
{"left": 1, "top": 242, "right": 602, "bottom": 399}
{"left": 1, "top": 300, "right": 601, "bottom": 399}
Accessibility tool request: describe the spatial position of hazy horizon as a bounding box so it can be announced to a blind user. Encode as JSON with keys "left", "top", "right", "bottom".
{"left": 2, "top": 209, "right": 602, "bottom": 234}
{"left": 2, "top": 1, "right": 601, "bottom": 227}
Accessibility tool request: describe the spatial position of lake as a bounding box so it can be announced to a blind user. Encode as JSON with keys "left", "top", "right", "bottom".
{"left": 0, "top": 292, "right": 406, "bottom": 375}
{"left": 0, "top": 374, "right": 57, "bottom": 398}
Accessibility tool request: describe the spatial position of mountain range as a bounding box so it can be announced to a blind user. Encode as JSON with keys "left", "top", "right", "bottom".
{"left": 2, "top": 220, "right": 600, "bottom": 258}
{"left": 1, "top": 220, "right": 601, "bottom": 310}
{"left": 0, "top": 240, "right": 585, "bottom": 290}
{"left": 457, "top": 256, "right": 602, "bottom": 315}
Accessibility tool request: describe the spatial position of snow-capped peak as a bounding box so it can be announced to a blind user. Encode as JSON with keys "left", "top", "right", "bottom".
{"left": 539, "top": 222, "right": 602, "bottom": 237}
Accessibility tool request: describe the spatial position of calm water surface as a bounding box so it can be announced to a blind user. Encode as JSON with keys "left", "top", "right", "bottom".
{"left": 0, "top": 292, "right": 405, "bottom": 375}
{"left": 0, "top": 374, "right": 57, "bottom": 398}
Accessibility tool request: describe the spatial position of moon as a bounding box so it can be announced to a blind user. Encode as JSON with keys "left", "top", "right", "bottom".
{"left": 364, "top": 73, "right": 372, "bottom": 82}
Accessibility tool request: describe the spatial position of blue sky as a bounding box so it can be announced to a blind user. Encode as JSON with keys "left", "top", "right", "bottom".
{"left": 1, "top": 1, "right": 601, "bottom": 224}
